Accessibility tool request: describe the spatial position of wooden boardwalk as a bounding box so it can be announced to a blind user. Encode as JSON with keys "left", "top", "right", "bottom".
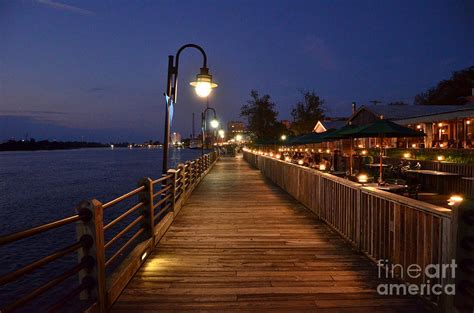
{"left": 112, "top": 156, "right": 429, "bottom": 312}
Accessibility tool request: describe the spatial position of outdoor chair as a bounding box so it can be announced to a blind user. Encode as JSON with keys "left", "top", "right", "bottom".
{"left": 406, "top": 184, "right": 421, "bottom": 199}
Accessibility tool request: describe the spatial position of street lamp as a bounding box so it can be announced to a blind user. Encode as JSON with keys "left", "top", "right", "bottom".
{"left": 281, "top": 134, "right": 287, "bottom": 141}
{"left": 218, "top": 129, "right": 225, "bottom": 138}
{"left": 201, "top": 106, "right": 219, "bottom": 156}
{"left": 162, "top": 44, "right": 218, "bottom": 173}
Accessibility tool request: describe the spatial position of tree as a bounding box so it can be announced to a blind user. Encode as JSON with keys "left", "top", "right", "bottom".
{"left": 414, "top": 66, "right": 474, "bottom": 105}
{"left": 240, "top": 90, "right": 285, "bottom": 141}
{"left": 290, "top": 90, "right": 325, "bottom": 135}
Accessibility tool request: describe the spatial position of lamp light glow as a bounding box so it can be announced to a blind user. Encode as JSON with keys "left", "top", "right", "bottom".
{"left": 210, "top": 119, "right": 219, "bottom": 129}
{"left": 447, "top": 195, "right": 463, "bottom": 206}
{"left": 437, "top": 155, "right": 445, "bottom": 161}
{"left": 190, "top": 67, "right": 218, "bottom": 98}
{"left": 235, "top": 134, "right": 243, "bottom": 141}
{"left": 403, "top": 152, "right": 411, "bottom": 159}
{"left": 298, "top": 160, "right": 304, "bottom": 165}
{"left": 357, "top": 174, "right": 368, "bottom": 184}
{"left": 319, "top": 164, "right": 326, "bottom": 171}
{"left": 281, "top": 135, "right": 287, "bottom": 140}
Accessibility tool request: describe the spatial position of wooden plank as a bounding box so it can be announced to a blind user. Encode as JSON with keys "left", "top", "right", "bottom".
{"left": 111, "top": 156, "right": 429, "bottom": 312}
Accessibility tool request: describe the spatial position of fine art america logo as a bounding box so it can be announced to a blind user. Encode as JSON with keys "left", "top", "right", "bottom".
{"left": 377, "top": 259, "right": 457, "bottom": 296}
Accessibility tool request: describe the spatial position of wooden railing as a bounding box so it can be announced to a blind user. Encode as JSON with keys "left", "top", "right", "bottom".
{"left": 0, "top": 151, "right": 218, "bottom": 313}
{"left": 244, "top": 151, "right": 458, "bottom": 310}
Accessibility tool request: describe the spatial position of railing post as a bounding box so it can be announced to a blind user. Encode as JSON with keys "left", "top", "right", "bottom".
{"left": 166, "top": 169, "right": 177, "bottom": 212}
{"left": 138, "top": 178, "right": 154, "bottom": 245}
{"left": 176, "top": 163, "right": 186, "bottom": 202}
{"left": 448, "top": 199, "right": 474, "bottom": 312}
{"left": 76, "top": 199, "right": 107, "bottom": 313}
{"left": 186, "top": 161, "right": 192, "bottom": 187}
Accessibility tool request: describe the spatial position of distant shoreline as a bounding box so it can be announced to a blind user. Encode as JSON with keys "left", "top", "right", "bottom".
{"left": 0, "top": 140, "right": 110, "bottom": 152}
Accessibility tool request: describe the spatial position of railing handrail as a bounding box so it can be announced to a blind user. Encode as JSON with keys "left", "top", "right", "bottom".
{"left": 0, "top": 151, "right": 219, "bottom": 313}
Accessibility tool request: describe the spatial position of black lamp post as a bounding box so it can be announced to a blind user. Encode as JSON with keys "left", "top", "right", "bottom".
{"left": 162, "top": 44, "right": 218, "bottom": 174}
{"left": 201, "top": 106, "right": 219, "bottom": 157}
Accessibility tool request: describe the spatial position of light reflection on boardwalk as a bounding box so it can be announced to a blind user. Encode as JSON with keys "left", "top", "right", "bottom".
{"left": 112, "top": 156, "right": 429, "bottom": 312}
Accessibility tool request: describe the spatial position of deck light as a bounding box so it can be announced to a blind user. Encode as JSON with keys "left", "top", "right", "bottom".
{"left": 190, "top": 68, "right": 218, "bottom": 98}
{"left": 438, "top": 123, "right": 443, "bottom": 127}
{"left": 411, "top": 144, "right": 417, "bottom": 148}
{"left": 319, "top": 164, "right": 327, "bottom": 171}
{"left": 326, "top": 149, "right": 330, "bottom": 153}
{"left": 298, "top": 160, "right": 304, "bottom": 165}
{"left": 437, "top": 155, "right": 445, "bottom": 161}
{"left": 285, "top": 156, "right": 291, "bottom": 162}
{"left": 305, "top": 148, "right": 309, "bottom": 152}
{"left": 311, "top": 149, "right": 314, "bottom": 152}
{"left": 141, "top": 251, "right": 148, "bottom": 261}
{"left": 403, "top": 152, "right": 411, "bottom": 159}
{"left": 269, "top": 152, "right": 274, "bottom": 157}
{"left": 361, "top": 150, "right": 367, "bottom": 155}
{"left": 467, "top": 120, "right": 471, "bottom": 125}
{"left": 318, "top": 149, "right": 322, "bottom": 153}
{"left": 275, "top": 154, "right": 281, "bottom": 159}
{"left": 416, "top": 125, "right": 422, "bottom": 129}
{"left": 358, "top": 174, "right": 368, "bottom": 184}
{"left": 448, "top": 195, "right": 463, "bottom": 206}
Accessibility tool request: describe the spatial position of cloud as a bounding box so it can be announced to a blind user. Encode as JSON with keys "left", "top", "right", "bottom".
{"left": 301, "top": 35, "right": 338, "bottom": 70}
{"left": 36, "top": 0, "right": 94, "bottom": 16}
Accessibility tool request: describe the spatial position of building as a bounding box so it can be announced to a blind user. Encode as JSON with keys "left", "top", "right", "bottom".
{"left": 348, "top": 103, "right": 474, "bottom": 148}
{"left": 313, "top": 117, "right": 347, "bottom": 133}
{"left": 171, "top": 132, "right": 182, "bottom": 145}
{"left": 227, "top": 121, "right": 245, "bottom": 135}
{"left": 281, "top": 120, "right": 291, "bottom": 129}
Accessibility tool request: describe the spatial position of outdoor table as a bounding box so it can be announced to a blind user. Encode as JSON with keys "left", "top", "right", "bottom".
{"left": 330, "top": 171, "right": 347, "bottom": 177}
{"left": 365, "top": 164, "right": 390, "bottom": 167}
{"left": 405, "top": 170, "right": 460, "bottom": 194}
{"left": 364, "top": 183, "right": 407, "bottom": 193}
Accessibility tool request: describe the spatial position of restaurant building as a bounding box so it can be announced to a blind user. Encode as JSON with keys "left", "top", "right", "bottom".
{"left": 346, "top": 103, "right": 474, "bottom": 149}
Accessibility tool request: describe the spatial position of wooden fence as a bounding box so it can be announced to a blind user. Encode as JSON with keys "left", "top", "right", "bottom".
{"left": 244, "top": 151, "right": 459, "bottom": 311}
{"left": 0, "top": 152, "right": 218, "bottom": 313}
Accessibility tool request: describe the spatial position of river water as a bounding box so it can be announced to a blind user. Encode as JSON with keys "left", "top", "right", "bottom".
{"left": 0, "top": 147, "right": 204, "bottom": 312}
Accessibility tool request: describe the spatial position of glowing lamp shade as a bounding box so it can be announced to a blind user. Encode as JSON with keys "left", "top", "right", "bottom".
{"left": 447, "top": 195, "right": 463, "bottom": 206}
{"left": 298, "top": 160, "right": 304, "bottom": 165}
{"left": 189, "top": 67, "right": 218, "bottom": 98}
{"left": 210, "top": 119, "right": 219, "bottom": 129}
{"left": 319, "top": 164, "right": 326, "bottom": 171}
{"left": 358, "top": 174, "right": 368, "bottom": 184}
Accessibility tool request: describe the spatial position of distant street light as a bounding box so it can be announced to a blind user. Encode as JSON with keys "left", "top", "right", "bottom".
{"left": 281, "top": 134, "right": 287, "bottom": 141}
{"left": 163, "top": 44, "right": 218, "bottom": 173}
{"left": 218, "top": 129, "right": 225, "bottom": 138}
{"left": 235, "top": 134, "right": 243, "bottom": 142}
{"left": 201, "top": 106, "right": 219, "bottom": 156}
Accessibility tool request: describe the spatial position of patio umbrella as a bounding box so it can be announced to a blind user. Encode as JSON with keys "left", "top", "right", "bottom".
{"left": 348, "top": 119, "right": 425, "bottom": 183}
{"left": 323, "top": 124, "right": 368, "bottom": 175}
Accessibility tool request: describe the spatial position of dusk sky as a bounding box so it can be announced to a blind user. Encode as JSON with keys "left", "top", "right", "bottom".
{"left": 1, "top": 0, "right": 473, "bottom": 142}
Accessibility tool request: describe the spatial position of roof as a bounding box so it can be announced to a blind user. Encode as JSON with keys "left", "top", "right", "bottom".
{"left": 313, "top": 120, "right": 347, "bottom": 133}
{"left": 351, "top": 104, "right": 474, "bottom": 121}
